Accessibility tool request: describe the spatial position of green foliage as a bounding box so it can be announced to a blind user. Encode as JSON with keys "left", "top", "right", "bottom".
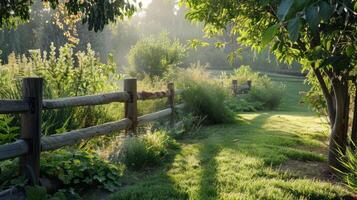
{"left": 301, "top": 70, "right": 329, "bottom": 117}
{"left": 40, "top": 149, "right": 123, "bottom": 192}
{"left": 0, "top": 1, "right": 137, "bottom": 31}
{"left": 26, "top": 186, "right": 48, "bottom": 200}
{"left": 176, "top": 65, "right": 235, "bottom": 124}
{"left": 227, "top": 98, "right": 262, "bottom": 112}
{"left": 127, "top": 33, "right": 186, "bottom": 77}
{"left": 114, "top": 130, "right": 177, "bottom": 170}
{"left": 25, "top": 185, "right": 76, "bottom": 200}
{"left": 0, "top": 115, "right": 19, "bottom": 144}
{"left": 248, "top": 81, "right": 285, "bottom": 110}
{"left": 0, "top": 43, "right": 121, "bottom": 142}
{"left": 171, "top": 112, "right": 205, "bottom": 139}
{"left": 336, "top": 146, "right": 357, "bottom": 193}
{"left": 0, "top": 159, "right": 26, "bottom": 190}
{"left": 221, "top": 66, "right": 285, "bottom": 111}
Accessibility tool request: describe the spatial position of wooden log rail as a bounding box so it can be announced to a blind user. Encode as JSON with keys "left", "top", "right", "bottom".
{"left": 137, "top": 91, "right": 169, "bottom": 100}
{"left": 0, "top": 77, "right": 183, "bottom": 186}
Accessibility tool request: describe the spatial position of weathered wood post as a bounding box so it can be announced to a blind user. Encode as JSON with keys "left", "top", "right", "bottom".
{"left": 247, "top": 80, "right": 252, "bottom": 90}
{"left": 232, "top": 80, "right": 238, "bottom": 96}
{"left": 167, "top": 82, "right": 175, "bottom": 128}
{"left": 20, "top": 77, "right": 43, "bottom": 185}
{"left": 124, "top": 78, "right": 137, "bottom": 135}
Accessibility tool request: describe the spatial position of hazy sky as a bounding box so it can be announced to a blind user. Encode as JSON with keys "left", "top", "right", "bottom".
{"left": 142, "top": 0, "right": 152, "bottom": 8}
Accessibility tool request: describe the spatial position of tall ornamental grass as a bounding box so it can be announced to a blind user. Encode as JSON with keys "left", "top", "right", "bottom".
{"left": 0, "top": 43, "right": 121, "bottom": 140}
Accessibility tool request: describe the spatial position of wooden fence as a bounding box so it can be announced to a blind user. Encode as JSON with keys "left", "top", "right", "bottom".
{"left": 0, "top": 77, "right": 183, "bottom": 186}
{"left": 231, "top": 80, "right": 252, "bottom": 96}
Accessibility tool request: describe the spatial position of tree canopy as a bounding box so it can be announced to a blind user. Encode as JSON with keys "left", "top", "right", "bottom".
{"left": 0, "top": 0, "right": 138, "bottom": 31}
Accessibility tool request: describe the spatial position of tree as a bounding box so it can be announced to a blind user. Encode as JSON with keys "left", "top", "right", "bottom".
{"left": 183, "top": 0, "right": 357, "bottom": 171}
{"left": 0, "top": 0, "right": 138, "bottom": 31}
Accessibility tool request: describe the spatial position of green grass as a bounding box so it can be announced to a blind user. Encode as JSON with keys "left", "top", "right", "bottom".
{"left": 108, "top": 75, "right": 348, "bottom": 200}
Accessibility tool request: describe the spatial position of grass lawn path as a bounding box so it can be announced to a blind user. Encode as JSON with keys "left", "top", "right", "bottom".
{"left": 107, "top": 76, "right": 349, "bottom": 200}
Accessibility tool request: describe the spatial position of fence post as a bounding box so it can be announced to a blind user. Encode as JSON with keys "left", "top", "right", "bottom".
{"left": 20, "top": 77, "right": 43, "bottom": 185}
{"left": 167, "top": 82, "right": 175, "bottom": 128}
{"left": 124, "top": 78, "right": 137, "bottom": 135}
{"left": 232, "top": 80, "right": 238, "bottom": 96}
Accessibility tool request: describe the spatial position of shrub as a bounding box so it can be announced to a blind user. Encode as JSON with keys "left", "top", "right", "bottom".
{"left": 174, "top": 64, "right": 235, "bottom": 124}
{"left": 115, "top": 130, "right": 177, "bottom": 170}
{"left": 126, "top": 33, "right": 186, "bottom": 77}
{"left": 40, "top": 149, "right": 124, "bottom": 192}
{"left": 247, "top": 79, "right": 285, "bottom": 110}
{"left": 221, "top": 65, "right": 284, "bottom": 111}
{"left": 0, "top": 149, "right": 124, "bottom": 193}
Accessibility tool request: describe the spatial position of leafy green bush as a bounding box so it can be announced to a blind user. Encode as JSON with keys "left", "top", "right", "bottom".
{"left": 221, "top": 65, "right": 285, "bottom": 111}
{"left": 0, "top": 149, "right": 123, "bottom": 193}
{"left": 40, "top": 149, "right": 124, "bottom": 192}
{"left": 0, "top": 159, "right": 26, "bottom": 190}
{"left": 247, "top": 80, "right": 285, "bottom": 110}
{"left": 175, "top": 64, "right": 235, "bottom": 124}
{"left": 127, "top": 33, "right": 186, "bottom": 77}
{"left": 115, "top": 130, "right": 177, "bottom": 170}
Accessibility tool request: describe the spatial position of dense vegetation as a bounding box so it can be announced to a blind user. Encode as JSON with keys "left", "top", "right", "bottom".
{"left": 0, "top": 0, "right": 356, "bottom": 198}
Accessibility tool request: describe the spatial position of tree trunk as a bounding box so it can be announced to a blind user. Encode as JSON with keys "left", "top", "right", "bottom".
{"left": 328, "top": 78, "right": 349, "bottom": 171}
{"left": 351, "top": 86, "right": 357, "bottom": 150}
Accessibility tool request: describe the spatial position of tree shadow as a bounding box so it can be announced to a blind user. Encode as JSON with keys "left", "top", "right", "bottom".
{"left": 193, "top": 111, "right": 336, "bottom": 198}
{"left": 197, "top": 143, "right": 220, "bottom": 200}
{"left": 93, "top": 146, "right": 190, "bottom": 200}
{"left": 107, "top": 111, "right": 337, "bottom": 200}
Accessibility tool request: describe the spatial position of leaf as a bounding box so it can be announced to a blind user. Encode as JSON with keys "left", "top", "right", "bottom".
{"left": 305, "top": 6, "right": 320, "bottom": 34}
{"left": 319, "top": 1, "right": 334, "bottom": 22}
{"left": 262, "top": 24, "right": 279, "bottom": 47}
{"left": 287, "top": 17, "right": 301, "bottom": 41}
{"left": 277, "top": 0, "right": 294, "bottom": 20}
{"left": 320, "top": 55, "right": 351, "bottom": 72}
{"left": 354, "top": 1, "right": 357, "bottom": 11}
{"left": 346, "top": 46, "right": 355, "bottom": 57}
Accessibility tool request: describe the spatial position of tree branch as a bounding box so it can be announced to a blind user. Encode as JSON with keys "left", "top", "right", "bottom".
{"left": 312, "top": 65, "right": 335, "bottom": 126}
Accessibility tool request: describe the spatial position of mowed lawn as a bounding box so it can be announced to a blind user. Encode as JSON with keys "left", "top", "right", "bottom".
{"left": 109, "top": 76, "right": 348, "bottom": 200}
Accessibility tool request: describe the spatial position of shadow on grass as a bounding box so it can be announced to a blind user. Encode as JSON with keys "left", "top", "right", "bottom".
{"left": 109, "top": 111, "right": 338, "bottom": 200}
{"left": 197, "top": 143, "right": 220, "bottom": 200}
{"left": 109, "top": 146, "right": 189, "bottom": 200}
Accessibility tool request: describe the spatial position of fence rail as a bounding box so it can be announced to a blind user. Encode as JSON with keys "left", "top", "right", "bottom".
{"left": 43, "top": 92, "right": 130, "bottom": 109}
{"left": 0, "top": 77, "right": 181, "bottom": 186}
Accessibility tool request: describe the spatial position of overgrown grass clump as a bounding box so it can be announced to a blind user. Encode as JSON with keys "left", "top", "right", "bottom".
{"left": 0, "top": 44, "right": 122, "bottom": 140}
{"left": 174, "top": 64, "right": 235, "bottom": 124}
{"left": 337, "top": 146, "right": 357, "bottom": 193}
{"left": 115, "top": 130, "right": 178, "bottom": 170}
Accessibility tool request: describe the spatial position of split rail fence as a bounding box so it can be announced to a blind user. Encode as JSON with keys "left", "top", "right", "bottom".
{"left": 0, "top": 77, "right": 183, "bottom": 186}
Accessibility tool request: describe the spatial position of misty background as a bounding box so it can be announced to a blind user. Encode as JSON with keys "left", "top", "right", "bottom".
{"left": 0, "top": 0, "right": 300, "bottom": 74}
